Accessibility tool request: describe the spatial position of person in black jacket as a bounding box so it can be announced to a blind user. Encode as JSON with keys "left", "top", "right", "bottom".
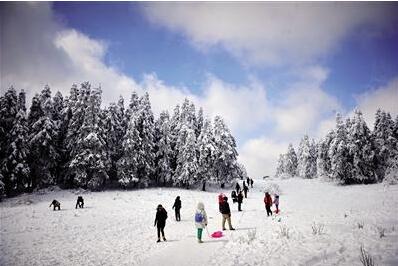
{"left": 75, "top": 196, "right": 84, "bottom": 209}
{"left": 237, "top": 191, "right": 243, "bottom": 211}
{"left": 219, "top": 197, "right": 235, "bottom": 230}
{"left": 243, "top": 183, "right": 249, "bottom": 198}
{"left": 235, "top": 182, "right": 241, "bottom": 194}
{"left": 49, "top": 200, "right": 60, "bottom": 211}
{"left": 154, "top": 204, "right": 168, "bottom": 242}
{"left": 172, "top": 196, "right": 181, "bottom": 221}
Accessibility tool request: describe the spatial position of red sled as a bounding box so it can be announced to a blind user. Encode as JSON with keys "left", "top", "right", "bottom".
{"left": 211, "top": 231, "right": 223, "bottom": 238}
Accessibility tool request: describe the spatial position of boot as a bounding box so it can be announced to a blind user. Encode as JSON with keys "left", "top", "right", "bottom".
{"left": 157, "top": 238, "right": 161, "bottom": 243}
{"left": 198, "top": 239, "right": 203, "bottom": 243}
{"left": 163, "top": 236, "right": 167, "bottom": 241}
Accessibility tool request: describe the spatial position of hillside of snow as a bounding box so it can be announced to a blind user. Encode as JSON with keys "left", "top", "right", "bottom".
{"left": 1, "top": 178, "right": 397, "bottom": 266}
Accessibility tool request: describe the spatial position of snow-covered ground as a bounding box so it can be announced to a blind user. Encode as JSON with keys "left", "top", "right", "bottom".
{"left": 1, "top": 178, "right": 397, "bottom": 266}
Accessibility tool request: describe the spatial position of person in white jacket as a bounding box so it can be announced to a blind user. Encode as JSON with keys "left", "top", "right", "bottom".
{"left": 194, "top": 202, "right": 208, "bottom": 243}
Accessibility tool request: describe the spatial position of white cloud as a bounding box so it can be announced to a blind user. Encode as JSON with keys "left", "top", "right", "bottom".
{"left": 142, "top": 2, "right": 396, "bottom": 66}
{"left": 272, "top": 66, "right": 342, "bottom": 137}
{"left": 239, "top": 137, "right": 288, "bottom": 178}
{"left": 0, "top": 3, "right": 139, "bottom": 105}
{"left": 354, "top": 78, "right": 398, "bottom": 128}
{"left": 200, "top": 76, "right": 268, "bottom": 134}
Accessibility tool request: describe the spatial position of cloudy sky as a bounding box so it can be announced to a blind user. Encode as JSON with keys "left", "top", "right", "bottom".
{"left": 1, "top": 2, "right": 398, "bottom": 177}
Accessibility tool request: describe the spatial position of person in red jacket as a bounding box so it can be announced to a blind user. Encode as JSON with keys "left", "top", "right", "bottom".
{"left": 264, "top": 192, "right": 273, "bottom": 216}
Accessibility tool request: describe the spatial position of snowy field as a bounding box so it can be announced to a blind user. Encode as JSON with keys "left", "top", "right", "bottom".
{"left": 1, "top": 178, "right": 397, "bottom": 266}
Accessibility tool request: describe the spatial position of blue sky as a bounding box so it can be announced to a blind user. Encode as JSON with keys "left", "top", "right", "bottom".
{"left": 1, "top": 2, "right": 398, "bottom": 177}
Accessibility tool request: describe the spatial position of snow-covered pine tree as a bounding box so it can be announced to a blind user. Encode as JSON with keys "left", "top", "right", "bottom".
{"left": 52, "top": 91, "right": 64, "bottom": 123}
{"left": 154, "top": 111, "right": 173, "bottom": 186}
{"left": 197, "top": 118, "right": 216, "bottom": 189}
{"left": 275, "top": 154, "right": 286, "bottom": 178}
{"left": 174, "top": 128, "right": 199, "bottom": 188}
{"left": 297, "top": 135, "right": 317, "bottom": 179}
{"left": 373, "top": 109, "right": 396, "bottom": 181}
{"left": 346, "top": 109, "right": 376, "bottom": 183}
{"left": 117, "top": 92, "right": 155, "bottom": 188}
{"left": 212, "top": 116, "right": 239, "bottom": 186}
{"left": 196, "top": 107, "right": 204, "bottom": 138}
{"left": 168, "top": 104, "right": 181, "bottom": 176}
{"left": 4, "top": 106, "right": 30, "bottom": 195}
{"left": 284, "top": 143, "right": 298, "bottom": 177}
{"left": 316, "top": 131, "right": 334, "bottom": 178}
{"left": 328, "top": 113, "right": 352, "bottom": 182}
{"left": 104, "top": 99, "right": 126, "bottom": 182}
{"left": 27, "top": 92, "right": 59, "bottom": 189}
{"left": 383, "top": 114, "right": 398, "bottom": 184}
{"left": 69, "top": 84, "right": 109, "bottom": 190}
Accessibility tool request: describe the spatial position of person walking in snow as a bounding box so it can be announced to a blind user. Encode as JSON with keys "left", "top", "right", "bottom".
{"left": 243, "top": 183, "right": 249, "bottom": 198}
{"left": 250, "top": 178, "right": 254, "bottom": 188}
{"left": 235, "top": 182, "right": 241, "bottom": 194}
{"left": 264, "top": 192, "right": 273, "bottom": 216}
{"left": 220, "top": 196, "right": 235, "bottom": 230}
{"left": 246, "top": 177, "right": 250, "bottom": 187}
{"left": 154, "top": 204, "right": 168, "bottom": 242}
{"left": 172, "top": 196, "right": 182, "bottom": 221}
{"left": 195, "top": 202, "right": 208, "bottom": 243}
{"left": 274, "top": 194, "right": 280, "bottom": 214}
{"left": 237, "top": 191, "right": 243, "bottom": 212}
{"left": 218, "top": 193, "right": 226, "bottom": 213}
{"left": 49, "top": 199, "right": 61, "bottom": 211}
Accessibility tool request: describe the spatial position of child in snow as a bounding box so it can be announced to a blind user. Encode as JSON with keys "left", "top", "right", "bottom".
{"left": 220, "top": 197, "right": 235, "bottom": 230}
{"left": 274, "top": 194, "right": 279, "bottom": 214}
{"left": 237, "top": 191, "right": 243, "bottom": 211}
{"left": 154, "top": 204, "right": 168, "bottom": 242}
{"left": 231, "top": 191, "right": 237, "bottom": 203}
{"left": 49, "top": 199, "right": 61, "bottom": 211}
{"left": 172, "top": 196, "right": 182, "bottom": 221}
{"left": 75, "top": 196, "right": 84, "bottom": 209}
{"left": 195, "top": 202, "right": 208, "bottom": 243}
{"left": 264, "top": 192, "right": 273, "bottom": 216}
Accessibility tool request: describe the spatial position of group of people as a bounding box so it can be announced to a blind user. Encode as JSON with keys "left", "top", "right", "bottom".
{"left": 49, "top": 196, "right": 84, "bottom": 211}
{"left": 264, "top": 192, "right": 279, "bottom": 216}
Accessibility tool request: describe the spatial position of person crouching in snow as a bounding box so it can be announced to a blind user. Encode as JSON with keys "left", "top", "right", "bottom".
{"left": 195, "top": 202, "right": 208, "bottom": 243}
{"left": 154, "top": 204, "right": 168, "bottom": 242}
{"left": 264, "top": 192, "right": 273, "bottom": 216}
{"left": 49, "top": 199, "right": 61, "bottom": 211}
{"left": 274, "top": 194, "right": 280, "bottom": 214}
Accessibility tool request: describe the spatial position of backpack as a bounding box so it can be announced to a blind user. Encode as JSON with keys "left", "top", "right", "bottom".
{"left": 195, "top": 212, "right": 204, "bottom": 223}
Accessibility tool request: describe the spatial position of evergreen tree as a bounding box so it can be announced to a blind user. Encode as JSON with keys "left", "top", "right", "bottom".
{"left": 347, "top": 109, "right": 376, "bottom": 183}
{"left": 317, "top": 131, "right": 334, "bottom": 178}
{"left": 3, "top": 108, "right": 30, "bottom": 195}
{"left": 297, "top": 135, "right": 317, "bottom": 179}
{"left": 212, "top": 116, "right": 239, "bottom": 186}
{"left": 197, "top": 118, "right": 216, "bottom": 189}
{"left": 196, "top": 107, "right": 204, "bottom": 138}
{"left": 328, "top": 113, "right": 352, "bottom": 182}
{"left": 275, "top": 154, "right": 286, "bottom": 178}
{"left": 154, "top": 111, "right": 173, "bottom": 186}
{"left": 69, "top": 85, "right": 109, "bottom": 190}
{"left": 28, "top": 93, "right": 59, "bottom": 189}
{"left": 174, "top": 128, "right": 199, "bottom": 188}
{"left": 285, "top": 143, "right": 298, "bottom": 177}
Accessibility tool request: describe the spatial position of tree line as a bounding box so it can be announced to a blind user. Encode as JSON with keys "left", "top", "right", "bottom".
{"left": 0, "top": 83, "right": 246, "bottom": 198}
{"left": 276, "top": 110, "right": 398, "bottom": 184}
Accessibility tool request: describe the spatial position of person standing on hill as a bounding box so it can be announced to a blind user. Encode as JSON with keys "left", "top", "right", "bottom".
{"left": 194, "top": 202, "right": 208, "bottom": 243}
{"left": 264, "top": 192, "right": 273, "bottom": 217}
{"left": 220, "top": 197, "right": 235, "bottom": 230}
{"left": 154, "top": 204, "right": 168, "bottom": 242}
{"left": 243, "top": 183, "right": 249, "bottom": 198}
{"left": 172, "top": 196, "right": 182, "bottom": 221}
{"left": 235, "top": 182, "right": 241, "bottom": 194}
{"left": 237, "top": 191, "right": 243, "bottom": 211}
